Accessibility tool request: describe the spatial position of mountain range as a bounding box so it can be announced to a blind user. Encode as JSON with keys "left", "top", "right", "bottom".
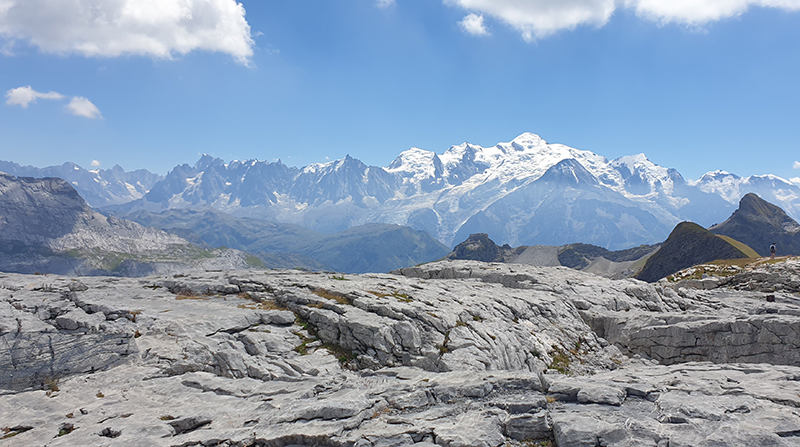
{"left": 4, "top": 133, "right": 800, "bottom": 251}
{"left": 0, "top": 160, "right": 162, "bottom": 208}
{"left": 0, "top": 172, "right": 261, "bottom": 276}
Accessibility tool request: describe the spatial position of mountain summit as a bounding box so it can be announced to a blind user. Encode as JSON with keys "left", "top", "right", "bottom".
{"left": 635, "top": 222, "right": 754, "bottom": 282}
{"left": 709, "top": 193, "right": 800, "bottom": 257}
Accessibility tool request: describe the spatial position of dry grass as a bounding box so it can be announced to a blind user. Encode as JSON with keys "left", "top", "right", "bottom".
{"left": 237, "top": 299, "right": 287, "bottom": 311}
{"left": 669, "top": 256, "right": 800, "bottom": 282}
{"left": 312, "top": 288, "right": 352, "bottom": 305}
{"left": 367, "top": 289, "right": 412, "bottom": 302}
{"left": 548, "top": 347, "right": 571, "bottom": 374}
{"left": 367, "top": 290, "right": 391, "bottom": 298}
{"left": 175, "top": 292, "right": 208, "bottom": 301}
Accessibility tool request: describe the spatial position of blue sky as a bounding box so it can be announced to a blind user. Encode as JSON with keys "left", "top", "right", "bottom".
{"left": 1, "top": 0, "right": 800, "bottom": 183}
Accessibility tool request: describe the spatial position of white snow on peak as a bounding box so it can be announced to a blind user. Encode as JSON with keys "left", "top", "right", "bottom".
{"left": 746, "top": 174, "right": 794, "bottom": 184}
{"left": 387, "top": 147, "right": 438, "bottom": 180}
{"left": 611, "top": 153, "right": 649, "bottom": 171}
{"left": 694, "top": 170, "right": 741, "bottom": 203}
{"left": 510, "top": 132, "right": 546, "bottom": 147}
{"left": 302, "top": 159, "right": 337, "bottom": 175}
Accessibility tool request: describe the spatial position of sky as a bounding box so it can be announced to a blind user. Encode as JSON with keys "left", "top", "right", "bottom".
{"left": 1, "top": 0, "right": 800, "bottom": 183}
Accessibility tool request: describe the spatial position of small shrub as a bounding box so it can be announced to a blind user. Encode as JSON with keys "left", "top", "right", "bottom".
{"left": 159, "top": 415, "right": 176, "bottom": 421}
{"left": 96, "top": 392, "right": 105, "bottom": 398}
{"left": 329, "top": 275, "right": 348, "bottom": 281}
{"left": 57, "top": 423, "right": 74, "bottom": 437}
{"left": 2, "top": 426, "right": 33, "bottom": 439}
{"left": 321, "top": 343, "right": 357, "bottom": 364}
{"left": 44, "top": 378, "right": 60, "bottom": 393}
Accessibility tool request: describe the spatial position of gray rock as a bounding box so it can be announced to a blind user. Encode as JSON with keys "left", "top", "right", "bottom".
{"left": 504, "top": 411, "right": 550, "bottom": 440}
{"left": 2, "top": 260, "right": 800, "bottom": 446}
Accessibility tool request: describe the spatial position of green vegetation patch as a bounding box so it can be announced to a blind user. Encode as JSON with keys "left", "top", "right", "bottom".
{"left": 245, "top": 255, "right": 266, "bottom": 268}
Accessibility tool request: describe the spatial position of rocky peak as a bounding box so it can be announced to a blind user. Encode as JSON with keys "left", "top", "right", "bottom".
{"left": 710, "top": 193, "right": 800, "bottom": 256}
{"left": 447, "top": 233, "right": 501, "bottom": 262}
{"left": 636, "top": 221, "right": 751, "bottom": 282}
{"left": 537, "top": 158, "right": 599, "bottom": 186}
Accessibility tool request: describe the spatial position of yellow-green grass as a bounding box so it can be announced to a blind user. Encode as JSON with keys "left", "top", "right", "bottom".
{"left": 716, "top": 235, "right": 759, "bottom": 258}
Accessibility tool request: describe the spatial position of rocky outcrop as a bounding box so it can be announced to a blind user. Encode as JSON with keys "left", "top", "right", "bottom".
{"left": 0, "top": 172, "right": 261, "bottom": 276}
{"left": 2, "top": 260, "right": 800, "bottom": 446}
{"left": 710, "top": 193, "right": 800, "bottom": 257}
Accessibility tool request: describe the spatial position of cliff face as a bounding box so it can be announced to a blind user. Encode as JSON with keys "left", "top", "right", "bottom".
{"left": 0, "top": 172, "right": 253, "bottom": 275}
{"left": 635, "top": 221, "right": 751, "bottom": 282}
{"left": 710, "top": 193, "right": 800, "bottom": 257}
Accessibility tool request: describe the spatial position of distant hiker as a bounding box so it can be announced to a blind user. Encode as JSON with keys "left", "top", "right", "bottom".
{"left": 770, "top": 243, "right": 777, "bottom": 259}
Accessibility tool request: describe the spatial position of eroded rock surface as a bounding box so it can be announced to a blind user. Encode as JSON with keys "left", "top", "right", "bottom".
{"left": 1, "top": 260, "right": 800, "bottom": 446}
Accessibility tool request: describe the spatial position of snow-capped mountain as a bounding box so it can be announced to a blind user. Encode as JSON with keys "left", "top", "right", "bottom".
{"left": 0, "top": 160, "right": 163, "bottom": 208}
{"left": 36, "top": 133, "right": 800, "bottom": 249}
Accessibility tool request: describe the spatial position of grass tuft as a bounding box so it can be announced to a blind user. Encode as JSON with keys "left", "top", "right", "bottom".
{"left": 548, "top": 346, "right": 571, "bottom": 374}
{"left": 312, "top": 288, "right": 352, "bottom": 305}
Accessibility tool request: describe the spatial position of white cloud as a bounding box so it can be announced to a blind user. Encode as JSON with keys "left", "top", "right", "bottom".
{"left": 794, "top": 161, "right": 800, "bottom": 169}
{"left": 67, "top": 97, "right": 103, "bottom": 119}
{"left": 91, "top": 160, "right": 101, "bottom": 167}
{"left": 628, "top": 0, "right": 800, "bottom": 25}
{"left": 5, "top": 85, "right": 63, "bottom": 108}
{"left": 5, "top": 85, "right": 102, "bottom": 119}
{"left": 445, "top": 0, "right": 616, "bottom": 41}
{"left": 791, "top": 177, "right": 800, "bottom": 185}
{"left": 376, "top": 0, "right": 396, "bottom": 8}
{"left": 459, "top": 13, "right": 490, "bottom": 36}
{"left": 0, "top": 0, "right": 254, "bottom": 64}
{"left": 445, "top": 0, "right": 800, "bottom": 41}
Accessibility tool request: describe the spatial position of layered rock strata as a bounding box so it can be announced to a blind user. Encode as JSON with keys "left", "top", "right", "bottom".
{"left": 1, "top": 260, "right": 799, "bottom": 446}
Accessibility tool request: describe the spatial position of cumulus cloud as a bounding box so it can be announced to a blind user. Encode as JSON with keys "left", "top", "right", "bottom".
{"left": 794, "top": 161, "right": 800, "bottom": 169}
{"left": 91, "top": 160, "right": 101, "bottom": 167}
{"left": 67, "top": 97, "right": 102, "bottom": 119}
{"left": 792, "top": 177, "right": 800, "bottom": 185}
{"left": 5, "top": 85, "right": 63, "bottom": 108}
{"left": 459, "top": 13, "right": 490, "bottom": 36}
{"left": 446, "top": 0, "right": 616, "bottom": 40}
{"left": 5, "top": 86, "right": 102, "bottom": 119}
{"left": 446, "top": 0, "right": 800, "bottom": 40}
{"left": 0, "top": 0, "right": 254, "bottom": 64}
